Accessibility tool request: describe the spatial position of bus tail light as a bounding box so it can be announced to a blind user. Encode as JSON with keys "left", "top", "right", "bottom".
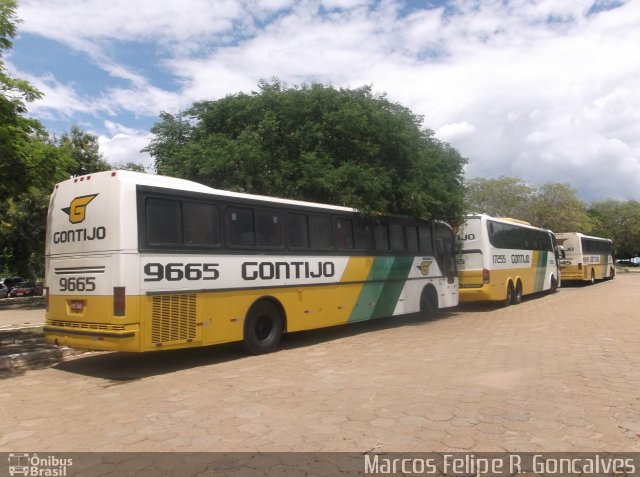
{"left": 114, "top": 287, "right": 126, "bottom": 316}
{"left": 482, "top": 268, "right": 490, "bottom": 284}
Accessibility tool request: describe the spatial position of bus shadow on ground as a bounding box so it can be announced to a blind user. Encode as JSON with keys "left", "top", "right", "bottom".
{"left": 52, "top": 310, "right": 457, "bottom": 382}
{"left": 456, "top": 289, "right": 557, "bottom": 313}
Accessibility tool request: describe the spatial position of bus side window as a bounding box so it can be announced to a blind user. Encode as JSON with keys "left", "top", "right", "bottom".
{"left": 146, "top": 197, "right": 182, "bottom": 245}
{"left": 184, "top": 202, "right": 220, "bottom": 246}
{"left": 309, "top": 215, "right": 332, "bottom": 249}
{"left": 227, "top": 207, "right": 255, "bottom": 246}
{"left": 287, "top": 213, "right": 309, "bottom": 249}
{"left": 354, "top": 220, "right": 371, "bottom": 250}
{"left": 335, "top": 218, "right": 354, "bottom": 250}
{"left": 255, "top": 209, "right": 282, "bottom": 247}
{"left": 375, "top": 223, "right": 390, "bottom": 252}
{"left": 390, "top": 223, "right": 405, "bottom": 253}
{"left": 419, "top": 225, "right": 433, "bottom": 255}
{"left": 406, "top": 225, "right": 419, "bottom": 253}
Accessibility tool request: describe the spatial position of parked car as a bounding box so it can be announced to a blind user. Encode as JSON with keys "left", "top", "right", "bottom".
{"left": 615, "top": 259, "right": 639, "bottom": 267}
{"left": 0, "top": 276, "right": 26, "bottom": 292}
{"left": 0, "top": 283, "right": 8, "bottom": 299}
{"left": 8, "top": 281, "right": 44, "bottom": 298}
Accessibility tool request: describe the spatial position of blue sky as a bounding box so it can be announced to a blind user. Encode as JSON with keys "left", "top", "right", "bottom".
{"left": 7, "top": 0, "right": 640, "bottom": 201}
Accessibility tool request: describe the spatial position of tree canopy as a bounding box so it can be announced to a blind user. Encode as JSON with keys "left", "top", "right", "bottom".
{"left": 145, "top": 80, "right": 467, "bottom": 222}
{"left": 0, "top": 0, "right": 111, "bottom": 277}
{"left": 464, "top": 176, "right": 535, "bottom": 219}
{"left": 464, "top": 176, "right": 593, "bottom": 232}
{"left": 589, "top": 199, "right": 640, "bottom": 259}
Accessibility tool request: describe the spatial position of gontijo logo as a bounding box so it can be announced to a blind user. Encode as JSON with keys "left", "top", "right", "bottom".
{"left": 417, "top": 259, "right": 433, "bottom": 276}
{"left": 62, "top": 194, "right": 98, "bottom": 224}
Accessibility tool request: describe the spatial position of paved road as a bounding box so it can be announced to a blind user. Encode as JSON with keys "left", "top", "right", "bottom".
{"left": 1, "top": 274, "right": 639, "bottom": 452}
{"left": 0, "top": 307, "right": 45, "bottom": 329}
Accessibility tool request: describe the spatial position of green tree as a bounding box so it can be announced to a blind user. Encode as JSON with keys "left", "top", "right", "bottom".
{"left": 0, "top": 1, "right": 80, "bottom": 277}
{"left": 0, "top": 0, "right": 45, "bottom": 202}
{"left": 58, "top": 125, "right": 109, "bottom": 175}
{"left": 529, "top": 183, "right": 594, "bottom": 233}
{"left": 464, "top": 177, "right": 595, "bottom": 233}
{"left": 112, "top": 161, "right": 148, "bottom": 173}
{"left": 589, "top": 200, "right": 640, "bottom": 258}
{"left": 145, "top": 80, "right": 466, "bottom": 222}
{"left": 464, "top": 176, "right": 535, "bottom": 218}
{"left": 0, "top": 127, "right": 74, "bottom": 277}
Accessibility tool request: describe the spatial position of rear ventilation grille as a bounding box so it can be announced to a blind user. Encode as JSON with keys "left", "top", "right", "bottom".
{"left": 151, "top": 294, "right": 197, "bottom": 345}
{"left": 48, "top": 320, "right": 126, "bottom": 332}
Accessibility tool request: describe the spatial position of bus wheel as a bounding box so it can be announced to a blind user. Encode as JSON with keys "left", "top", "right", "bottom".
{"left": 512, "top": 281, "right": 523, "bottom": 305}
{"left": 589, "top": 270, "right": 596, "bottom": 285}
{"left": 550, "top": 276, "right": 558, "bottom": 293}
{"left": 243, "top": 301, "right": 284, "bottom": 355}
{"left": 608, "top": 267, "right": 615, "bottom": 280}
{"left": 503, "top": 282, "right": 514, "bottom": 307}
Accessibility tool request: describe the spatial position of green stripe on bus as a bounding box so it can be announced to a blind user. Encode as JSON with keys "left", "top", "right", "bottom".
{"left": 534, "top": 251, "right": 548, "bottom": 292}
{"left": 347, "top": 256, "right": 414, "bottom": 323}
{"left": 371, "top": 256, "right": 415, "bottom": 319}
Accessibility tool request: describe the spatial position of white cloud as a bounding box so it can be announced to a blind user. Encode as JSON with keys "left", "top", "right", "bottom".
{"left": 98, "top": 121, "right": 154, "bottom": 169}
{"left": 436, "top": 122, "right": 477, "bottom": 142}
{"left": 18, "top": 0, "right": 247, "bottom": 46}
{"left": 14, "top": 0, "right": 640, "bottom": 201}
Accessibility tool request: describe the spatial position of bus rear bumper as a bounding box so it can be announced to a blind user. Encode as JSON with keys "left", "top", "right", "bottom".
{"left": 44, "top": 324, "right": 140, "bottom": 352}
{"left": 459, "top": 285, "right": 498, "bottom": 303}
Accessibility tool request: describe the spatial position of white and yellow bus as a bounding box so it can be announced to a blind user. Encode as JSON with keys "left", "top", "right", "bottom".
{"left": 44, "top": 170, "right": 458, "bottom": 354}
{"left": 456, "top": 214, "right": 560, "bottom": 305}
{"left": 554, "top": 232, "right": 614, "bottom": 283}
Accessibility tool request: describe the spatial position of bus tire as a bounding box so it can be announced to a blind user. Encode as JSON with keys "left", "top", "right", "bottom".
{"left": 550, "top": 276, "right": 558, "bottom": 293}
{"left": 589, "top": 269, "right": 596, "bottom": 285}
{"left": 420, "top": 286, "right": 438, "bottom": 319}
{"left": 243, "top": 300, "right": 284, "bottom": 355}
{"left": 503, "top": 282, "right": 514, "bottom": 307}
{"left": 512, "top": 280, "right": 523, "bottom": 305}
{"left": 608, "top": 267, "right": 615, "bottom": 280}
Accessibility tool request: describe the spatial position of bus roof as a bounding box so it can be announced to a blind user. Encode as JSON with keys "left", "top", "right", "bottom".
{"left": 55, "top": 170, "right": 357, "bottom": 213}
{"left": 464, "top": 213, "right": 552, "bottom": 233}
{"left": 554, "top": 232, "right": 612, "bottom": 242}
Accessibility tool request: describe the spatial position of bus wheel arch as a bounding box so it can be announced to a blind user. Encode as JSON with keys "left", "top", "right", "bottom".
{"left": 243, "top": 297, "right": 286, "bottom": 355}
{"left": 512, "top": 279, "right": 523, "bottom": 305}
{"left": 419, "top": 284, "right": 439, "bottom": 319}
